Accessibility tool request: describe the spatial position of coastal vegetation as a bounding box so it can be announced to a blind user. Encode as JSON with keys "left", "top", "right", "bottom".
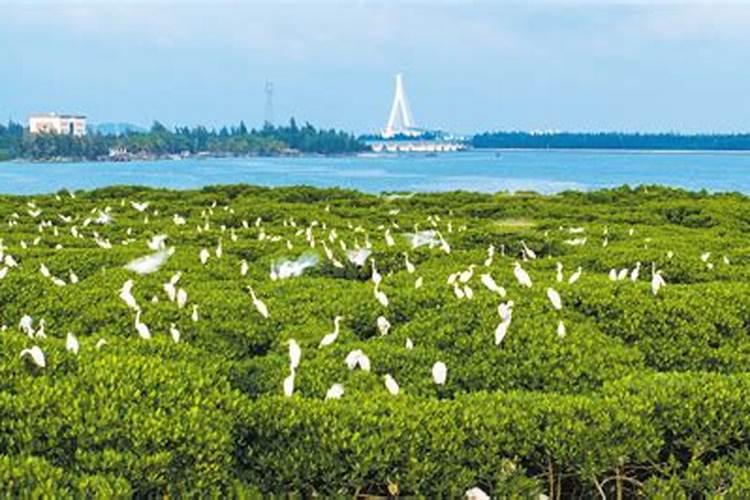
{"left": 472, "top": 131, "right": 750, "bottom": 151}
{"left": 0, "top": 119, "right": 365, "bottom": 161}
{"left": 2, "top": 184, "right": 750, "bottom": 496}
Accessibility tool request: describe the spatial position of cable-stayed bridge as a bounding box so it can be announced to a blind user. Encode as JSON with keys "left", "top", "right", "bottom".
{"left": 364, "top": 74, "right": 466, "bottom": 153}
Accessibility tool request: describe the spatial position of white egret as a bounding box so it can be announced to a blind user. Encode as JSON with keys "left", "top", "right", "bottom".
{"left": 248, "top": 286, "right": 269, "bottom": 318}
{"left": 319, "top": 316, "right": 343, "bottom": 347}
{"left": 465, "top": 487, "right": 490, "bottom": 500}
{"left": 283, "top": 371, "right": 295, "bottom": 397}
{"left": 404, "top": 253, "right": 415, "bottom": 273}
{"left": 608, "top": 269, "right": 618, "bottom": 281}
{"left": 125, "top": 248, "right": 174, "bottom": 275}
{"left": 288, "top": 339, "right": 301, "bottom": 370}
{"left": 546, "top": 287, "right": 562, "bottom": 311}
{"left": 630, "top": 262, "right": 641, "bottom": 282}
{"left": 131, "top": 201, "right": 150, "bottom": 212}
{"left": 376, "top": 315, "right": 391, "bottom": 336}
{"left": 199, "top": 248, "right": 210, "bottom": 265}
{"left": 240, "top": 259, "right": 249, "bottom": 276}
{"left": 169, "top": 323, "right": 181, "bottom": 343}
{"left": 495, "top": 319, "right": 511, "bottom": 345}
{"left": 557, "top": 320, "right": 567, "bottom": 338}
{"left": 371, "top": 261, "right": 382, "bottom": 286}
{"left": 405, "top": 338, "right": 414, "bottom": 350}
{"left": 556, "top": 262, "right": 564, "bottom": 283}
{"left": 498, "top": 301, "right": 514, "bottom": 322}
{"left": 521, "top": 240, "right": 537, "bottom": 260}
{"left": 40, "top": 264, "right": 51, "bottom": 278}
{"left": 191, "top": 304, "right": 199, "bottom": 322}
{"left": 651, "top": 268, "right": 666, "bottom": 296}
{"left": 374, "top": 284, "right": 389, "bottom": 307}
{"left": 176, "top": 288, "right": 188, "bottom": 309}
{"left": 347, "top": 248, "right": 371, "bottom": 267}
{"left": 345, "top": 349, "right": 370, "bottom": 371}
{"left": 0, "top": 267, "right": 7, "bottom": 280}
{"left": 95, "top": 338, "right": 107, "bottom": 350}
{"left": 19, "top": 315, "right": 34, "bottom": 337}
{"left": 68, "top": 270, "right": 79, "bottom": 284}
{"left": 325, "top": 383, "right": 344, "bottom": 400}
{"left": 414, "top": 276, "right": 423, "bottom": 289}
{"left": 513, "top": 262, "right": 532, "bottom": 288}
{"left": 20, "top": 345, "right": 46, "bottom": 368}
{"left": 134, "top": 310, "right": 151, "bottom": 340}
{"left": 568, "top": 267, "right": 582, "bottom": 284}
{"left": 65, "top": 332, "right": 79, "bottom": 355}
{"left": 146, "top": 234, "right": 167, "bottom": 251}
{"left": 119, "top": 280, "right": 140, "bottom": 311}
{"left": 384, "top": 374, "right": 400, "bottom": 396}
{"left": 432, "top": 361, "right": 447, "bottom": 385}
{"left": 617, "top": 268, "right": 629, "bottom": 281}
{"left": 480, "top": 273, "right": 506, "bottom": 297}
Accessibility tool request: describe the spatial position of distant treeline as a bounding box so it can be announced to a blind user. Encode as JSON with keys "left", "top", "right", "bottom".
{"left": 472, "top": 132, "right": 750, "bottom": 151}
{"left": 0, "top": 119, "right": 366, "bottom": 161}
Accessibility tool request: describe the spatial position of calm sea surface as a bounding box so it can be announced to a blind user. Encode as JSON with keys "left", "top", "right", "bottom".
{"left": 1, "top": 150, "right": 750, "bottom": 195}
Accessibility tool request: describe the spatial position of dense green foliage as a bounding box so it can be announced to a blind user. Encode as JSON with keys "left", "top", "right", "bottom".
{"left": 472, "top": 130, "right": 750, "bottom": 150}
{"left": 2, "top": 184, "right": 750, "bottom": 496}
{"left": 0, "top": 118, "right": 365, "bottom": 161}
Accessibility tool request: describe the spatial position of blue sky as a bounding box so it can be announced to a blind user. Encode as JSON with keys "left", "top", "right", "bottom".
{"left": 1, "top": 1, "right": 750, "bottom": 134}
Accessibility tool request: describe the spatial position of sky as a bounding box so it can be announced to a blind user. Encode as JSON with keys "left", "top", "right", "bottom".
{"left": 2, "top": 1, "right": 750, "bottom": 134}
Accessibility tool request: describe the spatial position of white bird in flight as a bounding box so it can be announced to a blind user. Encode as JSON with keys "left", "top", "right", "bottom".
{"left": 125, "top": 248, "right": 174, "bottom": 275}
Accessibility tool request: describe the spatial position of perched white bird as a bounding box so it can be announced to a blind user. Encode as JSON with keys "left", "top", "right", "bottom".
{"left": 20, "top": 345, "right": 46, "bottom": 368}
{"left": 465, "top": 486, "right": 490, "bottom": 500}
{"left": 248, "top": 286, "right": 269, "bottom": 318}
{"left": 319, "top": 316, "right": 343, "bottom": 347}
{"left": 630, "top": 262, "right": 641, "bottom": 282}
{"left": 414, "top": 276, "right": 424, "bottom": 289}
{"left": 240, "top": 259, "right": 249, "bottom": 276}
{"left": 651, "top": 269, "right": 666, "bottom": 296}
{"left": 0, "top": 267, "right": 8, "bottom": 280}
{"left": 40, "top": 264, "right": 51, "bottom": 278}
{"left": 498, "top": 301, "right": 514, "bottom": 322}
{"left": 199, "top": 248, "right": 210, "bottom": 265}
{"left": 19, "top": 315, "right": 34, "bottom": 337}
{"left": 513, "top": 262, "right": 532, "bottom": 288}
{"left": 169, "top": 323, "right": 181, "bottom": 343}
{"left": 191, "top": 304, "right": 199, "bottom": 322}
{"left": 557, "top": 320, "right": 567, "bottom": 338}
{"left": 405, "top": 338, "right": 414, "bottom": 350}
{"left": 495, "top": 319, "right": 511, "bottom": 345}
{"left": 68, "top": 270, "right": 79, "bottom": 284}
{"left": 384, "top": 374, "right": 400, "bottom": 396}
{"left": 608, "top": 269, "right": 618, "bottom": 281}
{"left": 556, "top": 262, "right": 564, "bottom": 283}
{"left": 119, "top": 280, "right": 140, "bottom": 311}
{"left": 371, "top": 261, "right": 382, "bottom": 286}
{"left": 95, "top": 338, "right": 107, "bottom": 350}
{"left": 288, "top": 339, "right": 301, "bottom": 370}
{"left": 404, "top": 253, "right": 415, "bottom": 273}
{"left": 176, "top": 288, "right": 188, "bottom": 309}
{"left": 345, "top": 349, "right": 370, "bottom": 371}
{"left": 134, "top": 311, "right": 151, "bottom": 340}
{"left": 325, "top": 383, "right": 345, "bottom": 400}
{"left": 65, "top": 332, "right": 79, "bottom": 355}
{"left": 283, "top": 371, "right": 295, "bottom": 397}
{"left": 146, "top": 234, "right": 168, "bottom": 251}
{"left": 546, "top": 287, "right": 562, "bottom": 311}
{"left": 125, "top": 248, "right": 174, "bottom": 275}
{"left": 376, "top": 315, "right": 391, "bottom": 336}
{"left": 374, "top": 285, "right": 389, "bottom": 307}
{"left": 480, "top": 273, "right": 506, "bottom": 297}
{"left": 521, "top": 240, "right": 536, "bottom": 260}
{"left": 432, "top": 361, "right": 447, "bottom": 385}
{"left": 568, "top": 267, "right": 582, "bottom": 284}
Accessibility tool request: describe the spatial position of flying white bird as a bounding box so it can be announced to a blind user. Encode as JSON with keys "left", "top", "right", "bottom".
{"left": 271, "top": 253, "right": 319, "bottom": 280}
{"left": 546, "top": 287, "right": 562, "bottom": 310}
{"left": 125, "top": 248, "right": 174, "bottom": 275}
{"left": 432, "top": 361, "right": 447, "bottom": 385}
{"left": 65, "top": 332, "right": 79, "bottom": 355}
{"left": 325, "top": 383, "right": 345, "bottom": 400}
{"left": 384, "top": 374, "right": 400, "bottom": 396}
{"left": 248, "top": 286, "right": 269, "bottom": 318}
{"left": 513, "top": 262, "right": 532, "bottom": 288}
{"left": 20, "top": 345, "right": 46, "bottom": 368}
{"left": 320, "top": 316, "right": 343, "bottom": 347}
{"left": 347, "top": 248, "right": 372, "bottom": 267}
{"left": 131, "top": 201, "right": 150, "bottom": 212}
{"left": 288, "top": 339, "right": 301, "bottom": 370}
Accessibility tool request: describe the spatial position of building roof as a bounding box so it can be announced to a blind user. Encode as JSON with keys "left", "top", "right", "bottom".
{"left": 29, "top": 113, "right": 87, "bottom": 119}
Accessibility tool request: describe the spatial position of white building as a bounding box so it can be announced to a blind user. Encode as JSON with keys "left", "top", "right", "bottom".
{"left": 29, "top": 113, "right": 87, "bottom": 137}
